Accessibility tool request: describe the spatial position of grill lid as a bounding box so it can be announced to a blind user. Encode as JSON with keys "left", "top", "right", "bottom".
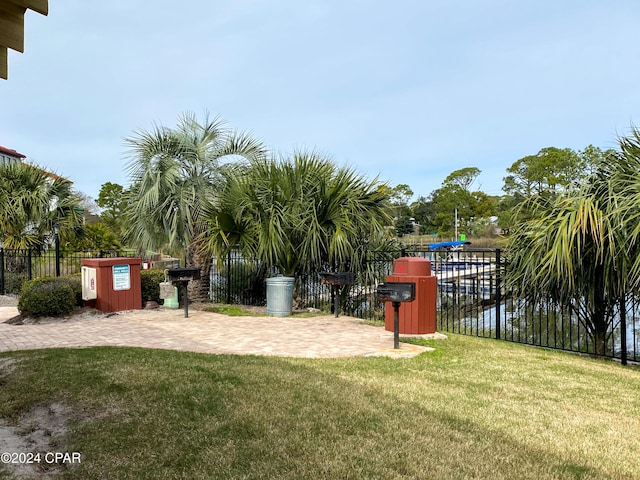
{"left": 375, "top": 282, "right": 416, "bottom": 302}
{"left": 166, "top": 267, "right": 201, "bottom": 281}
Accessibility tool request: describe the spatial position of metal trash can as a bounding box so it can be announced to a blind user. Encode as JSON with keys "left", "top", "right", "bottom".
{"left": 266, "top": 276, "right": 295, "bottom": 316}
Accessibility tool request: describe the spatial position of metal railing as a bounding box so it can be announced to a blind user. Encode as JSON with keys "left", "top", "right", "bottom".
{"left": 209, "top": 247, "right": 639, "bottom": 363}
{"left": 0, "top": 248, "right": 139, "bottom": 295}
{"left": 3, "top": 245, "right": 636, "bottom": 363}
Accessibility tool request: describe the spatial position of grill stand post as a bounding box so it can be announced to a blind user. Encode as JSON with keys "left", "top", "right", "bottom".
{"left": 320, "top": 272, "right": 354, "bottom": 319}
{"left": 375, "top": 282, "right": 415, "bottom": 351}
{"left": 392, "top": 301, "right": 400, "bottom": 349}
{"left": 179, "top": 280, "right": 190, "bottom": 318}
{"left": 166, "top": 267, "right": 201, "bottom": 319}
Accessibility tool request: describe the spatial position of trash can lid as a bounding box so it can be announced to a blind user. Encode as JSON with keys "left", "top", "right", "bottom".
{"left": 393, "top": 257, "right": 431, "bottom": 276}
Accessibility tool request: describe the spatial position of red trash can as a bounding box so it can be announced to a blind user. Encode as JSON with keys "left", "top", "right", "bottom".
{"left": 384, "top": 257, "right": 437, "bottom": 334}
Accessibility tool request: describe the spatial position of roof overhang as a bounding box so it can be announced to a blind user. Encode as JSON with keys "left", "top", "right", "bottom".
{"left": 0, "top": 0, "right": 48, "bottom": 80}
{"left": 0, "top": 144, "right": 27, "bottom": 158}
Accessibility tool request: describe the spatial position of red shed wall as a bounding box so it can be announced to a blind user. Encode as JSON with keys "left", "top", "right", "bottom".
{"left": 82, "top": 258, "right": 142, "bottom": 312}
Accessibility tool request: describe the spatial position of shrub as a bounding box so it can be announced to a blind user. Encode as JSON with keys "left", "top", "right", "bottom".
{"left": 57, "top": 274, "right": 83, "bottom": 306}
{"left": 18, "top": 277, "right": 77, "bottom": 317}
{"left": 140, "top": 269, "right": 167, "bottom": 304}
{"left": 2, "top": 271, "right": 26, "bottom": 295}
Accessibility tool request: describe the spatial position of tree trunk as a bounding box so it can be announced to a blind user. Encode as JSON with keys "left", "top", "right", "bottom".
{"left": 592, "top": 317, "right": 608, "bottom": 356}
{"left": 590, "top": 267, "right": 609, "bottom": 356}
{"left": 186, "top": 243, "right": 211, "bottom": 303}
{"left": 186, "top": 274, "right": 210, "bottom": 303}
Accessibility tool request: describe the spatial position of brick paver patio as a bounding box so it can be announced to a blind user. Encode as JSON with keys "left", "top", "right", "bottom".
{"left": 0, "top": 307, "right": 436, "bottom": 358}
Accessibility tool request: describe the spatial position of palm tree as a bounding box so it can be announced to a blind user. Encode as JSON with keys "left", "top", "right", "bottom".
{"left": 201, "top": 151, "right": 393, "bottom": 304}
{"left": 504, "top": 145, "right": 635, "bottom": 356}
{"left": 124, "top": 112, "right": 267, "bottom": 301}
{"left": 611, "top": 129, "right": 640, "bottom": 286}
{"left": 0, "top": 160, "right": 83, "bottom": 250}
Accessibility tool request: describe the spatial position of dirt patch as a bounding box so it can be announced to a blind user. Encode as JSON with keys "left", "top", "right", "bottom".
{"left": 0, "top": 402, "right": 74, "bottom": 479}
{"left": 0, "top": 356, "right": 19, "bottom": 376}
{"left": 229, "top": 304, "right": 268, "bottom": 315}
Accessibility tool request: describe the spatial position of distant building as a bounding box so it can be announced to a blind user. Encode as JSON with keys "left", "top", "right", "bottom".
{"left": 0, "top": 145, "right": 26, "bottom": 163}
{"left": 0, "top": 144, "right": 65, "bottom": 181}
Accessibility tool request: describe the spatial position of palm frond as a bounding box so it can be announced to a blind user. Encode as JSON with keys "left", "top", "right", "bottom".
{"left": 124, "top": 112, "right": 266, "bottom": 261}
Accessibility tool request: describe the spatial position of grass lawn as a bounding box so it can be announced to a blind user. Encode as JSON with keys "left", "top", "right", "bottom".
{"left": 202, "top": 304, "right": 328, "bottom": 317}
{"left": 202, "top": 304, "right": 266, "bottom": 316}
{"left": 0, "top": 335, "right": 639, "bottom": 479}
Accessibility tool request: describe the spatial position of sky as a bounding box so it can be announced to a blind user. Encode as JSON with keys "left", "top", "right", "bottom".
{"left": 2, "top": 0, "right": 640, "bottom": 203}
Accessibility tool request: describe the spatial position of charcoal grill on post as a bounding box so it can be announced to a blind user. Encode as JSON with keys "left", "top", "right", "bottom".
{"left": 167, "top": 267, "right": 201, "bottom": 318}
{"left": 376, "top": 282, "right": 416, "bottom": 349}
{"left": 319, "top": 272, "right": 354, "bottom": 317}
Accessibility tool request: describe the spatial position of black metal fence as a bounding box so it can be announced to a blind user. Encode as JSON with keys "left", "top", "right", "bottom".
{"left": 210, "top": 248, "right": 639, "bottom": 363}
{"left": 427, "top": 249, "right": 639, "bottom": 364}
{"left": 3, "top": 244, "right": 637, "bottom": 363}
{"left": 0, "top": 248, "right": 139, "bottom": 295}
{"left": 209, "top": 250, "right": 399, "bottom": 319}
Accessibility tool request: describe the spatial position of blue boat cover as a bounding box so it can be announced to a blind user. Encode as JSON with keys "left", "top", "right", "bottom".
{"left": 427, "top": 241, "right": 471, "bottom": 250}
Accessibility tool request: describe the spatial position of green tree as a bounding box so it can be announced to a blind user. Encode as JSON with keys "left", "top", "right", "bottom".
{"left": 64, "top": 222, "right": 123, "bottom": 251}
{"left": 201, "top": 151, "right": 392, "bottom": 279}
{"left": 124, "top": 112, "right": 267, "bottom": 300}
{"left": 386, "top": 183, "right": 415, "bottom": 237}
{"left": 410, "top": 195, "right": 436, "bottom": 234}
{"left": 505, "top": 143, "right": 632, "bottom": 356}
{"left": 578, "top": 144, "right": 617, "bottom": 177}
{"left": 431, "top": 167, "right": 485, "bottom": 237}
{"left": 432, "top": 185, "right": 472, "bottom": 236}
{"left": 612, "top": 132, "right": 640, "bottom": 286}
{"left": 389, "top": 183, "right": 413, "bottom": 208}
{"left": 385, "top": 183, "right": 414, "bottom": 228}
{"left": 503, "top": 147, "right": 581, "bottom": 200}
{"left": 395, "top": 216, "right": 414, "bottom": 237}
{"left": 97, "top": 182, "right": 128, "bottom": 237}
{"left": 0, "top": 161, "right": 83, "bottom": 249}
{"left": 468, "top": 191, "right": 499, "bottom": 237}
{"left": 496, "top": 194, "right": 518, "bottom": 235}
{"left": 501, "top": 147, "right": 583, "bottom": 233}
{"left": 443, "top": 167, "right": 480, "bottom": 191}
{"left": 472, "top": 191, "right": 498, "bottom": 219}
{"left": 77, "top": 191, "right": 101, "bottom": 225}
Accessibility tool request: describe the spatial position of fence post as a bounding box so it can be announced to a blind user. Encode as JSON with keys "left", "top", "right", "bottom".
{"left": 495, "top": 248, "right": 501, "bottom": 340}
{"left": 620, "top": 295, "right": 627, "bottom": 366}
{"left": 0, "top": 248, "right": 4, "bottom": 295}
{"left": 28, "top": 248, "right": 33, "bottom": 280}
{"left": 226, "top": 250, "right": 232, "bottom": 304}
{"left": 55, "top": 241, "right": 60, "bottom": 278}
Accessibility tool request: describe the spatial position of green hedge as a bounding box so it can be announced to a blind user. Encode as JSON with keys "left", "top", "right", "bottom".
{"left": 18, "top": 277, "right": 78, "bottom": 317}
{"left": 2, "top": 271, "right": 26, "bottom": 295}
{"left": 141, "top": 269, "right": 166, "bottom": 304}
{"left": 16, "top": 270, "right": 171, "bottom": 316}
{"left": 57, "top": 274, "right": 82, "bottom": 306}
